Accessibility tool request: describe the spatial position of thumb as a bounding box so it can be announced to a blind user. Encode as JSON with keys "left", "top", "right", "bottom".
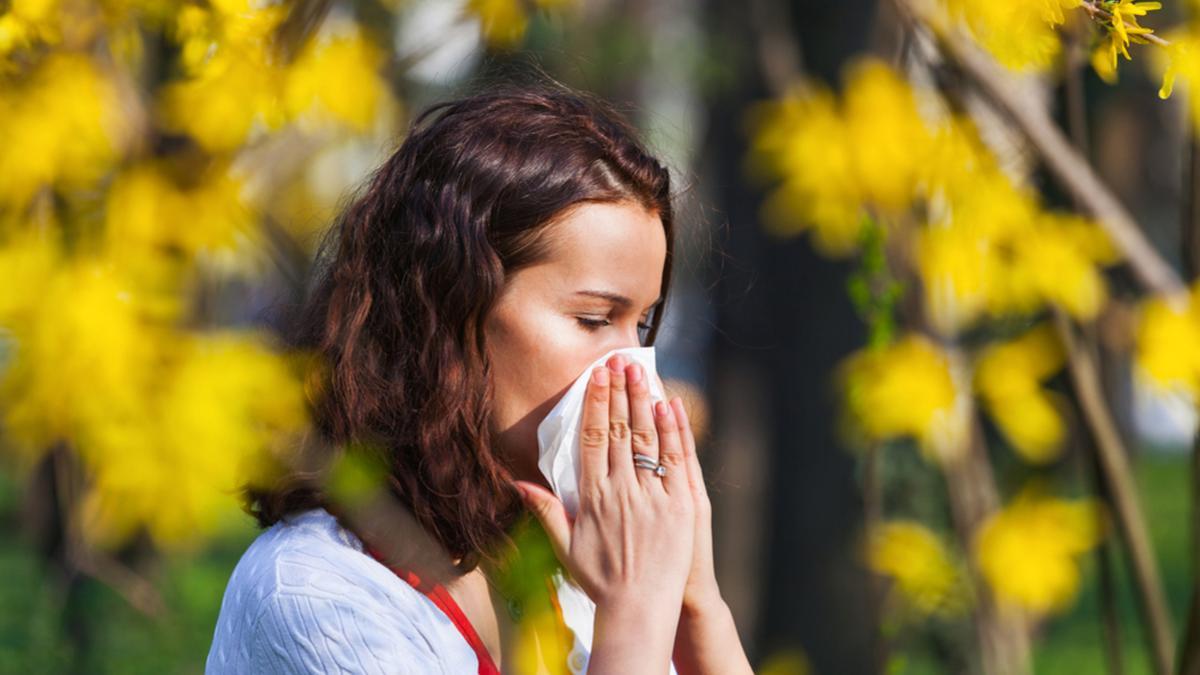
{"left": 512, "top": 480, "right": 572, "bottom": 561}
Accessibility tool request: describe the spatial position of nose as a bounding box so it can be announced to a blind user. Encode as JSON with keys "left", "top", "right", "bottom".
{"left": 593, "top": 335, "right": 642, "bottom": 370}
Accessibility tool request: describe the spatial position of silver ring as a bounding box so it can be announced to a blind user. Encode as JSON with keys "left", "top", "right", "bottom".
{"left": 632, "top": 453, "right": 667, "bottom": 478}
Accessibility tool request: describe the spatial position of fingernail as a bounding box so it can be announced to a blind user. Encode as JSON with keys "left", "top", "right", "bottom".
{"left": 627, "top": 363, "right": 642, "bottom": 383}
{"left": 592, "top": 367, "right": 609, "bottom": 386}
{"left": 608, "top": 354, "right": 625, "bottom": 372}
{"left": 654, "top": 401, "right": 667, "bottom": 418}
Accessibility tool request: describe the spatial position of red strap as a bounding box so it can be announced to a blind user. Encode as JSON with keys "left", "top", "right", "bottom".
{"left": 364, "top": 546, "right": 501, "bottom": 675}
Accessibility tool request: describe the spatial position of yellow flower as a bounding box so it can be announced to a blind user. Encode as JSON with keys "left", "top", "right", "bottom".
{"left": 747, "top": 58, "right": 931, "bottom": 256}
{"left": 1090, "top": 0, "right": 1162, "bottom": 82}
{"left": 916, "top": 166, "right": 1115, "bottom": 335}
{"left": 1109, "top": 1, "right": 1160, "bottom": 50}
{"left": 839, "top": 334, "right": 969, "bottom": 463}
{"left": 1151, "top": 27, "right": 1200, "bottom": 130}
{"left": 466, "top": 0, "right": 573, "bottom": 49}
{"left": 974, "top": 323, "right": 1067, "bottom": 463}
{"left": 158, "top": 47, "right": 287, "bottom": 152}
{"left": 158, "top": 0, "right": 290, "bottom": 151}
{"left": 0, "top": 258, "right": 172, "bottom": 458}
{"left": 868, "top": 520, "right": 968, "bottom": 617}
{"left": 975, "top": 483, "right": 1106, "bottom": 614}
{"left": 510, "top": 604, "right": 574, "bottom": 675}
{"left": 1091, "top": 34, "right": 1121, "bottom": 84}
{"left": 104, "top": 159, "right": 259, "bottom": 271}
{"left": 748, "top": 85, "right": 864, "bottom": 256}
{"left": 1016, "top": 214, "right": 1111, "bottom": 320}
{"left": 76, "top": 330, "right": 310, "bottom": 550}
{"left": 842, "top": 59, "right": 931, "bottom": 214}
{"left": 939, "top": 0, "right": 1083, "bottom": 71}
{"left": 285, "top": 26, "right": 391, "bottom": 133}
{"left": 0, "top": 224, "right": 59, "bottom": 324}
{"left": 0, "top": 0, "right": 62, "bottom": 59}
{"left": 1134, "top": 285, "right": 1200, "bottom": 399}
{"left": 0, "top": 52, "right": 128, "bottom": 207}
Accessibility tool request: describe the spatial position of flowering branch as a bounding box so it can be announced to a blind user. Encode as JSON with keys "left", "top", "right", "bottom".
{"left": 1080, "top": 0, "right": 1171, "bottom": 49}
{"left": 891, "top": 0, "right": 1185, "bottom": 298}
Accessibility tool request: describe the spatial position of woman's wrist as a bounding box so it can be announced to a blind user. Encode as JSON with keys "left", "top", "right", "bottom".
{"left": 590, "top": 597, "right": 682, "bottom": 673}
{"left": 672, "top": 593, "right": 754, "bottom": 675}
{"left": 680, "top": 579, "right": 726, "bottom": 619}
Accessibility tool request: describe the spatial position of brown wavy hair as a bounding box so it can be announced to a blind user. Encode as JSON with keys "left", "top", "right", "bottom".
{"left": 244, "top": 81, "right": 677, "bottom": 574}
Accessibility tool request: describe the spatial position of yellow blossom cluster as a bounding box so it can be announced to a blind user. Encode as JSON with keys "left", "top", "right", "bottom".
{"left": 0, "top": 0, "right": 176, "bottom": 68}
{"left": 160, "top": 2, "right": 393, "bottom": 152}
{"left": 867, "top": 520, "right": 969, "bottom": 618}
{"left": 748, "top": 58, "right": 1120, "bottom": 337}
{"left": 973, "top": 323, "right": 1068, "bottom": 464}
{"left": 838, "top": 334, "right": 970, "bottom": 464}
{"left": 0, "top": 52, "right": 131, "bottom": 208}
{"left": 975, "top": 482, "right": 1107, "bottom": 614}
{"left": 936, "top": 0, "right": 1084, "bottom": 71}
{"left": 0, "top": 228, "right": 311, "bottom": 549}
{"left": 1134, "top": 282, "right": 1200, "bottom": 401}
{"left": 1092, "top": 1, "right": 1163, "bottom": 83}
{"left": 928, "top": 0, "right": 1167, "bottom": 87}
{"left": 0, "top": 0, "right": 419, "bottom": 551}
{"left": 747, "top": 60, "right": 928, "bottom": 256}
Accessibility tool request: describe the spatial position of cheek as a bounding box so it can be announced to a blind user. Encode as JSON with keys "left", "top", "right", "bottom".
{"left": 486, "top": 311, "right": 603, "bottom": 427}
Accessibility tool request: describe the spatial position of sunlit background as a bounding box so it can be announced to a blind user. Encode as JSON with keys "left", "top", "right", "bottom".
{"left": 4, "top": 0, "right": 1200, "bottom": 673}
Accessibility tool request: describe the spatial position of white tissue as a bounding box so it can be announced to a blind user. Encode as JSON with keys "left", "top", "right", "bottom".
{"left": 535, "top": 346, "right": 667, "bottom": 520}
{"left": 535, "top": 345, "right": 676, "bottom": 674}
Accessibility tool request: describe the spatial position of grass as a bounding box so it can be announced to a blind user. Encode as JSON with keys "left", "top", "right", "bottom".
{"left": 1034, "top": 451, "right": 1192, "bottom": 675}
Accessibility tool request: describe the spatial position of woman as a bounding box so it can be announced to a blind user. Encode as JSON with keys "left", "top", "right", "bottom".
{"left": 206, "top": 81, "right": 753, "bottom": 674}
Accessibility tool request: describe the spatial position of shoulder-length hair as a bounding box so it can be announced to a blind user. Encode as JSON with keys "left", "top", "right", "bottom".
{"left": 244, "top": 81, "right": 677, "bottom": 574}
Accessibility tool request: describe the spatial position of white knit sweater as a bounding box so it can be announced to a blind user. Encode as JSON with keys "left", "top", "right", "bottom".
{"left": 206, "top": 507, "right": 679, "bottom": 674}
{"left": 205, "top": 508, "right": 479, "bottom": 674}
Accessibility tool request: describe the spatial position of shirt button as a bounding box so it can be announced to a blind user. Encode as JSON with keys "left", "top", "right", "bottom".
{"left": 568, "top": 649, "right": 588, "bottom": 672}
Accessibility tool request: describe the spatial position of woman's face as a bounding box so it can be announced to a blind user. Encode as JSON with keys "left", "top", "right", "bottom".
{"left": 484, "top": 200, "right": 667, "bottom": 488}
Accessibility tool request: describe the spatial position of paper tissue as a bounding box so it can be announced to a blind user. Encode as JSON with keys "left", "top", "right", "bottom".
{"left": 535, "top": 345, "right": 678, "bottom": 675}
{"left": 536, "top": 345, "right": 668, "bottom": 519}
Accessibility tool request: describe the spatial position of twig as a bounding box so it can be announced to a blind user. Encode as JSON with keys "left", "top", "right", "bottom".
{"left": 1054, "top": 310, "right": 1175, "bottom": 675}
{"left": 942, "top": 406, "right": 1032, "bottom": 675}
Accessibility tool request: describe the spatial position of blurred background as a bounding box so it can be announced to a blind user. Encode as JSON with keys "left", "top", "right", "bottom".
{"left": 3, "top": 0, "right": 1200, "bottom": 673}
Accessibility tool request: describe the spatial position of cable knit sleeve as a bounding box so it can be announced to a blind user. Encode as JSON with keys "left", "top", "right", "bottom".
{"left": 247, "top": 587, "right": 440, "bottom": 675}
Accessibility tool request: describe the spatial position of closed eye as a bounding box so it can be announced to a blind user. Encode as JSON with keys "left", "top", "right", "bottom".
{"left": 576, "top": 317, "right": 653, "bottom": 332}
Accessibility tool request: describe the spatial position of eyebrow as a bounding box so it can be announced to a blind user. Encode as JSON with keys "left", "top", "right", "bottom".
{"left": 574, "top": 289, "right": 664, "bottom": 311}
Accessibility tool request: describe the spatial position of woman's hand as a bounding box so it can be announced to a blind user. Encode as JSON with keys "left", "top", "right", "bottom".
{"left": 661, "top": 395, "right": 754, "bottom": 675}
{"left": 664, "top": 395, "right": 722, "bottom": 617}
{"left": 512, "top": 353, "right": 695, "bottom": 671}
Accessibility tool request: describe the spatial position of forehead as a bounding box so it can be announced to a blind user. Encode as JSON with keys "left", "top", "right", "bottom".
{"left": 539, "top": 201, "right": 667, "bottom": 295}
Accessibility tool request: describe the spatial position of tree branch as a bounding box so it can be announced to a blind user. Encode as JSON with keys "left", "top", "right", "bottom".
{"left": 892, "top": 0, "right": 1184, "bottom": 298}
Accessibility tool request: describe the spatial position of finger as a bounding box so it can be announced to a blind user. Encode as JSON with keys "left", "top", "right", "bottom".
{"left": 578, "top": 366, "right": 610, "bottom": 491}
{"left": 606, "top": 354, "right": 633, "bottom": 481}
{"left": 670, "top": 397, "right": 706, "bottom": 498}
{"left": 626, "top": 362, "right": 660, "bottom": 490}
{"left": 653, "top": 400, "right": 689, "bottom": 497}
{"left": 513, "top": 480, "right": 571, "bottom": 564}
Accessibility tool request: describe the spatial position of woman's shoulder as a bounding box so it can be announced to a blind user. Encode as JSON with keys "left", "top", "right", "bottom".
{"left": 205, "top": 507, "right": 478, "bottom": 674}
